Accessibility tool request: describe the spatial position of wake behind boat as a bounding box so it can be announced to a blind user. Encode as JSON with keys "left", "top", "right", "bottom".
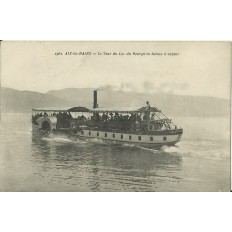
{"left": 32, "top": 90, "right": 183, "bottom": 149}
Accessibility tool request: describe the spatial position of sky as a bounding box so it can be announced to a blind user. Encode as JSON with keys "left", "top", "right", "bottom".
{"left": 1, "top": 41, "right": 231, "bottom": 99}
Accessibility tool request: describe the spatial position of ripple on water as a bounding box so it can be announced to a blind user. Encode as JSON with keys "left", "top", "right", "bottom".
{"left": 0, "top": 113, "right": 230, "bottom": 192}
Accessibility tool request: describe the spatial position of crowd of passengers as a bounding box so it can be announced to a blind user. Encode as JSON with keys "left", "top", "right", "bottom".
{"left": 32, "top": 101, "right": 153, "bottom": 126}
{"left": 32, "top": 110, "right": 157, "bottom": 127}
{"left": 89, "top": 112, "right": 160, "bottom": 131}
{"left": 92, "top": 112, "right": 145, "bottom": 131}
{"left": 91, "top": 101, "right": 153, "bottom": 123}
{"left": 32, "top": 101, "right": 177, "bottom": 131}
{"left": 91, "top": 112, "right": 155, "bottom": 123}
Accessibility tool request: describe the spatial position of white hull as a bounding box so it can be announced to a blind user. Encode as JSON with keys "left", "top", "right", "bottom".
{"left": 32, "top": 127, "right": 182, "bottom": 149}
{"left": 77, "top": 130, "right": 182, "bottom": 148}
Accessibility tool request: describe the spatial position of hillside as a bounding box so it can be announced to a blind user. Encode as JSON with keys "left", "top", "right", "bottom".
{"left": 1, "top": 87, "right": 230, "bottom": 116}
{"left": 47, "top": 88, "right": 95, "bottom": 108}
{"left": 47, "top": 88, "right": 230, "bottom": 117}
{"left": 1, "top": 87, "right": 72, "bottom": 113}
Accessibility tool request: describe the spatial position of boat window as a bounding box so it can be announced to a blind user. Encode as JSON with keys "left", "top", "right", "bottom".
{"left": 150, "top": 137, "right": 153, "bottom": 141}
{"left": 129, "top": 135, "right": 132, "bottom": 140}
{"left": 97, "top": 132, "right": 99, "bottom": 136}
{"left": 121, "top": 134, "right": 123, "bottom": 139}
{"left": 89, "top": 131, "right": 91, "bottom": 136}
{"left": 81, "top": 131, "right": 84, "bottom": 135}
{"left": 138, "top": 136, "right": 141, "bottom": 141}
{"left": 163, "top": 136, "right": 167, "bottom": 141}
{"left": 112, "top": 134, "right": 115, "bottom": 138}
{"left": 105, "top": 133, "right": 107, "bottom": 137}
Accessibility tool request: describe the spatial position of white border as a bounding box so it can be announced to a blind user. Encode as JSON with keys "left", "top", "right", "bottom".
{"left": 0, "top": 0, "right": 232, "bottom": 40}
{"left": 0, "top": 193, "right": 232, "bottom": 232}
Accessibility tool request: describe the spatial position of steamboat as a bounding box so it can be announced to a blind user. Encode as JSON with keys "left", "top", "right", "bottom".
{"left": 32, "top": 90, "right": 183, "bottom": 149}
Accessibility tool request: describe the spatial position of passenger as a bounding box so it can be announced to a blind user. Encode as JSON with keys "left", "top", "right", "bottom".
{"left": 143, "top": 114, "right": 146, "bottom": 120}
{"left": 125, "top": 115, "right": 130, "bottom": 130}
{"left": 114, "top": 112, "right": 119, "bottom": 121}
{"left": 118, "top": 114, "right": 123, "bottom": 130}
{"left": 144, "top": 101, "right": 151, "bottom": 120}
{"left": 102, "top": 113, "right": 107, "bottom": 122}
{"left": 135, "top": 120, "right": 140, "bottom": 130}
{"left": 125, "top": 115, "right": 129, "bottom": 121}
{"left": 151, "top": 113, "right": 155, "bottom": 120}
{"left": 109, "top": 112, "right": 113, "bottom": 120}
{"left": 146, "top": 101, "right": 151, "bottom": 111}
{"left": 68, "top": 112, "right": 72, "bottom": 119}
{"left": 106, "top": 113, "right": 109, "bottom": 121}
{"left": 96, "top": 113, "right": 100, "bottom": 121}
{"left": 135, "top": 113, "right": 141, "bottom": 122}
{"left": 80, "top": 115, "right": 86, "bottom": 121}
{"left": 63, "top": 112, "right": 68, "bottom": 119}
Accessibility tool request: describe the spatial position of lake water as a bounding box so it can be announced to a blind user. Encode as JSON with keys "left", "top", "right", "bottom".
{"left": 0, "top": 113, "right": 230, "bottom": 191}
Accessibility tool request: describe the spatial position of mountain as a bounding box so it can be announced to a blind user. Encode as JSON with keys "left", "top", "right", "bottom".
{"left": 1, "top": 87, "right": 72, "bottom": 113}
{"left": 1, "top": 87, "right": 230, "bottom": 117}
{"left": 47, "top": 88, "right": 95, "bottom": 108}
{"left": 47, "top": 88, "right": 230, "bottom": 117}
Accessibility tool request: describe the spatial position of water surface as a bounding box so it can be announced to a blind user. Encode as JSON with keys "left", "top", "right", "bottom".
{"left": 0, "top": 113, "right": 230, "bottom": 191}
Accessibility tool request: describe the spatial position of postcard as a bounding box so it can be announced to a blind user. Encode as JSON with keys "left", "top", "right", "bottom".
{"left": 0, "top": 41, "right": 231, "bottom": 191}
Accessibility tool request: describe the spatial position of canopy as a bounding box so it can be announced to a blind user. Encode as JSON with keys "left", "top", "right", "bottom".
{"left": 68, "top": 107, "right": 90, "bottom": 112}
{"left": 32, "top": 107, "right": 72, "bottom": 112}
{"left": 138, "top": 106, "right": 160, "bottom": 112}
{"left": 91, "top": 108, "right": 139, "bottom": 114}
{"left": 32, "top": 106, "right": 160, "bottom": 113}
{"left": 32, "top": 106, "right": 90, "bottom": 112}
{"left": 91, "top": 106, "right": 160, "bottom": 113}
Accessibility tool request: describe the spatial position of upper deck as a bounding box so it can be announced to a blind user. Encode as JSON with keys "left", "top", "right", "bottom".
{"left": 32, "top": 106, "right": 161, "bottom": 114}
{"left": 32, "top": 104, "right": 181, "bottom": 134}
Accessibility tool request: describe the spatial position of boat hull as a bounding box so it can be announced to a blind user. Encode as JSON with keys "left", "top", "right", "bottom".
{"left": 32, "top": 127, "right": 182, "bottom": 149}
{"left": 91, "top": 138, "right": 178, "bottom": 149}
{"left": 78, "top": 129, "right": 182, "bottom": 149}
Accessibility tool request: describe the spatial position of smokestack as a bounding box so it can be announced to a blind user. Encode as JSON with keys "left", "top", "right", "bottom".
{"left": 93, "top": 90, "right": 98, "bottom": 108}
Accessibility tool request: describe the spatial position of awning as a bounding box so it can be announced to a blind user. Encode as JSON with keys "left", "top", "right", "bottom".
{"left": 68, "top": 107, "right": 90, "bottom": 112}
{"left": 32, "top": 106, "right": 90, "bottom": 112}
{"left": 32, "top": 107, "right": 72, "bottom": 112}
{"left": 32, "top": 106, "right": 160, "bottom": 113}
{"left": 91, "top": 106, "right": 160, "bottom": 113}
{"left": 138, "top": 106, "right": 160, "bottom": 112}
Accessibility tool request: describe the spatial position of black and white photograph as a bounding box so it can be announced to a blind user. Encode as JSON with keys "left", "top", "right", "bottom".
{"left": 0, "top": 41, "right": 231, "bottom": 192}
